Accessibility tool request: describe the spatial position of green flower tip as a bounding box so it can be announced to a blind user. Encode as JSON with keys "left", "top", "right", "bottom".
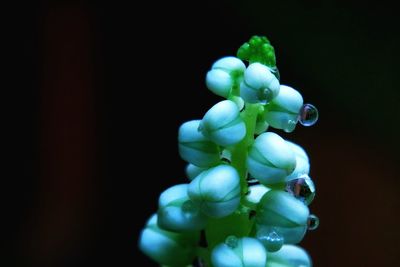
{"left": 237, "top": 35, "right": 277, "bottom": 70}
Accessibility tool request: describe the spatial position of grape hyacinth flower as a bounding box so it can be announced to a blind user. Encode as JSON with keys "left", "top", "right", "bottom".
{"left": 139, "top": 35, "right": 320, "bottom": 266}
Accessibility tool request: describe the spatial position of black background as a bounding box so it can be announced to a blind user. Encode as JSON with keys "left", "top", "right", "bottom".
{"left": 7, "top": 0, "right": 400, "bottom": 266}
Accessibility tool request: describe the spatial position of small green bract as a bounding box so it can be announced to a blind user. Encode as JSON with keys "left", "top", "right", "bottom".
{"left": 139, "top": 36, "right": 319, "bottom": 267}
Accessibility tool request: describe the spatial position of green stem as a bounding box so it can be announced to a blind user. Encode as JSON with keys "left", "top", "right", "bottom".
{"left": 231, "top": 103, "right": 259, "bottom": 197}
{"left": 201, "top": 103, "right": 260, "bottom": 265}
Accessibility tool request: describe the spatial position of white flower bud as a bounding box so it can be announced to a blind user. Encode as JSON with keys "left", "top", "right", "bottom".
{"left": 243, "top": 184, "right": 271, "bottom": 210}
{"left": 212, "top": 56, "right": 246, "bottom": 73}
{"left": 267, "top": 245, "right": 312, "bottom": 267}
{"left": 188, "top": 165, "right": 240, "bottom": 218}
{"left": 256, "top": 190, "right": 309, "bottom": 244}
{"left": 178, "top": 120, "right": 220, "bottom": 167}
{"left": 138, "top": 214, "right": 199, "bottom": 266}
{"left": 286, "top": 141, "right": 310, "bottom": 180}
{"left": 211, "top": 237, "right": 267, "bottom": 267}
{"left": 185, "top": 164, "right": 207, "bottom": 181}
{"left": 206, "top": 69, "right": 233, "bottom": 98}
{"left": 264, "top": 85, "right": 303, "bottom": 133}
{"left": 247, "top": 132, "right": 296, "bottom": 185}
{"left": 157, "top": 184, "right": 207, "bottom": 232}
{"left": 206, "top": 57, "right": 246, "bottom": 98}
{"left": 199, "top": 100, "right": 246, "bottom": 147}
{"left": 240, "top": 63, "right": 280, "bottom": 104}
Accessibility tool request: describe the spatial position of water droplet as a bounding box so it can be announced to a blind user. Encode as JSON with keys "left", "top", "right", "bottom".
{"left": 307, "top": 214, "right": 319, "bottom": 230}
{"left": 283, "top": 119, "right": 297, "bottom": 133}
{"left": 257, "top": 88, "right": 272, "bottom": 104}
{"left": 285, "top": 175, "right": 316, "bottom": 205}
{"left": 225, "top": 235, "right": 239, "bottom": 248}
{"left": 299, "top": 104, "right": 319, "bottom": 126}
{"left": 257, "top": 230, "right": 284, "bottom": 252}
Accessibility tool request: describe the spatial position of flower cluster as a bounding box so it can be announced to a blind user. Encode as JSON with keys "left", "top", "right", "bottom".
{"left": 139, "top": 36, "right": 319, "bottom": 267}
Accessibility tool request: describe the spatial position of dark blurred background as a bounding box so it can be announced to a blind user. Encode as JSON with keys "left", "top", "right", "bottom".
{"left": 7, "top": 0, "right": 400, "bottom": 266}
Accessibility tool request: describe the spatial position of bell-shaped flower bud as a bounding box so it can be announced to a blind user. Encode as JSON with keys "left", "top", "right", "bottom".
{"left": 206, "top": 56, "right": 246, "bottom": 98}
{"left": 199, "top": 100, "right": 246, "bottom": 147}
{"left": 188, "top": 165, "right": 240, "bottom": 218}
{"left": 138, "top": 214, "right": 199, "bottom": 266}
{"left": 178, "top": 120, "right": 220, "bottom": 167}
{"left": 157, "top": 184, "right": 207, "bottom": 232}
{"left": 247, "top": 132, "right": 296, "bottom": 185}
{"left": 240, "top": 63, "right": 280, "bottom": 104}
{"left": 267, "top": 245, "right": 312, "bottom": 267}
{"left": 256, "top": 190, "right": 309, "bottom": 244}
{"left": 211, "top": 236, "right": 267, "bottom": 267}
{"left": 264, "top": 85, "right": 303, "bottom": 133}
{"left": 286, "top": 141, "right": 310, "bottom": 180}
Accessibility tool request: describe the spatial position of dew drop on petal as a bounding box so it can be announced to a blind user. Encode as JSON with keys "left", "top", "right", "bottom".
{"left": 283, "top": 119, "right": 297, "bottom": 133}
{"left": 299, "top": 103, "right": 319, "bottom": 126}
{"left": 257, "top": 229, "right": 284, "bottom": 252}
{"left": 307, "top": 214, "right": 319, "bottom": 230}
{"left": 225, "top": 235, "right": 239, "bottom": 248}
{"left": 257, "top": 88, "right": 272, "bottom": 104}
{"left": 285, "top": 175, "right": 316, "bottom": 205}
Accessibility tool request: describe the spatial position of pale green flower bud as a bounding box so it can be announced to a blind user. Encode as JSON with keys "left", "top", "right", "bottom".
{"left": 138, "top": 214, "right": 199, "bottom": 266}
{"left": 206, "top": 57, "right": 246, "bottom": 98}
{"left": 178, "top": 120, "right": 220, "bottom": 167}
{"left": 199, "top": 100, "right": 246, "bottom": 147}
{"left": 247, "top": 132, "right": 296, "bottom": 185}
{"left": 267, "top": 245, "right": 312, "bottom": 267}
{"left": 188, "top": 165, "right": 240, "bottom": 218}
{"left": 286, "top": 141, "right": 310, "bottom": 180}
{"left": 256, "top": 190, "right": 309, "bottom": 244}
{"left": 157, "top": 184, "right": 207, "bottom": 232}
{"left": 264, "top": 85, "right": 303, "bottom": 133}
{"left": 211, "top": 237, "right": 267, "bottom": 267}
{"left": 185, "top": 163, "right": 207, "bottom": 181}
{"left": 243, "top": 184, "right": 271, "bottom": 210}
{"left": 240, "top": 63, "right": 280, "bottom": 104}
